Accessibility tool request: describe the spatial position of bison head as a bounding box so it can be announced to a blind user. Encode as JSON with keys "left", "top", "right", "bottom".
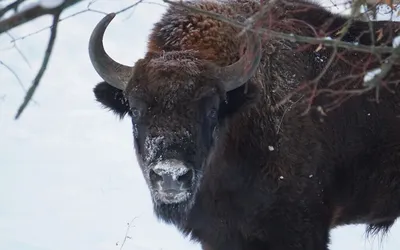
{"left": 89, "top": 13, "right": 261, "bottom": 217}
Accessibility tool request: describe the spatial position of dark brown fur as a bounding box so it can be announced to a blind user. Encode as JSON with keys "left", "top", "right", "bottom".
{"left": 93, "top": 0, "right": 400, "bottom": 249}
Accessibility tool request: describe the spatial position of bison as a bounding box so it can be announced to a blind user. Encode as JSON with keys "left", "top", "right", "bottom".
{"left": 88, "top": 0, "right": 400, "bottom": 249}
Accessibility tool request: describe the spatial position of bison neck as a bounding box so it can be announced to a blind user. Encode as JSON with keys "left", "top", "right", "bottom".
{"left": 186, "top": 102, "right": 328, "bottom": 245}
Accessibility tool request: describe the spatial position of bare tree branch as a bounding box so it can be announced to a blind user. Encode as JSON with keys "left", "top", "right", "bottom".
{"left": 0, "top": 0, "right": 25, "bottom": 19}
{"left": 14, "top": 10, "right": 61, "bottom": 119}
{"left": 0, "top": 0, "right": 84, "bottom": 34}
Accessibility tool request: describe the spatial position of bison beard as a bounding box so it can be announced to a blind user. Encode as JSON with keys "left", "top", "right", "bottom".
{"left": 89, "top": 0, "right": 400, "bottom": 250}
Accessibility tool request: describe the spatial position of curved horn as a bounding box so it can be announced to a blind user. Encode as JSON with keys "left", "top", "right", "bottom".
{"left": 217, "top": 30, "right": 262, "bottom": 92}
{"left": 88, "top": 13, "right": 133, "bottom": 90}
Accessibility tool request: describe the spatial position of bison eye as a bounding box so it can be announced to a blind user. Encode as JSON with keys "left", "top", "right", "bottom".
{"left": 128, "top": 98, "right": 147, "bottom": 122}
{"left": 131, "top": 108, "right": 142, "bottom": 120}
{"left": 207, "top": 108, "right": 218, "bottom": 120}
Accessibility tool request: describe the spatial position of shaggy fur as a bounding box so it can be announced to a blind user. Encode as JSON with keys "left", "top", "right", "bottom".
{"left": 92, "top": 0, "right": 400, "bottom": 249}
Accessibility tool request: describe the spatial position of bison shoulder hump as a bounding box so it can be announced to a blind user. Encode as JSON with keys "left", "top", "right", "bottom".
{"left": 147, "top": 0, "right": 259, "bottom": 66}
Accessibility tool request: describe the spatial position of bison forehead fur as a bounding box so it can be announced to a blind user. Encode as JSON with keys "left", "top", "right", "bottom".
{"left": 90, "top": 0, "right": 400, "bottom": 250}
{"left": 125, "top": 51, "right": 223, "bottom": 104}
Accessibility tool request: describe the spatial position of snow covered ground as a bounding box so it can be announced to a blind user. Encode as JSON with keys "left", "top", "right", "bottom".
{"left": 0, "top": 1, "right": 400, "bottom": 250}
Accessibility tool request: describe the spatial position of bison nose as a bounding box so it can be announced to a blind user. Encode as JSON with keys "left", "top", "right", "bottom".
{"left": 149, "top": 160, "right": 194, "bottom": 191}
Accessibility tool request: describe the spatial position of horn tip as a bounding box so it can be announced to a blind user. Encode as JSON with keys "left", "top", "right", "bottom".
{"left": 103, "top": 12, "right": 117, "bottom": 24}
{"left": 90, "top": 13, "right": 117, "bottom": 43}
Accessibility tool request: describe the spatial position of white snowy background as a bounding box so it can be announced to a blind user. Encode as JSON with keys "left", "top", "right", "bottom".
{"left": 1, "top": 0, "right": 400, "bottom": 250}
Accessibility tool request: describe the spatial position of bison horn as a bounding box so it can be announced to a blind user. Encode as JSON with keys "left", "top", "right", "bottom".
{"left": 217, "top": 29, "right": 262, "bottom": 92}
{"left": 88, "top": 13, "right": 133, "bottom": 90}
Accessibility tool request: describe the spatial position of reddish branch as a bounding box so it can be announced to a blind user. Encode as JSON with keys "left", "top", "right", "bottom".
{"left": 163, "top": 0, "right": 399, "bottom": 112}
{"left": 162, "top": 0, "right": 397, "bottom": 54}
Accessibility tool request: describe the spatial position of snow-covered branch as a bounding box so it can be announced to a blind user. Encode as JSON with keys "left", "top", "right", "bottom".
{"left": 0, "top": 0, "right": 82, "bottom": 34}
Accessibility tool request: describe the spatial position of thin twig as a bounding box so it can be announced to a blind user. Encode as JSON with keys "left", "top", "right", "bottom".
{"left": 0, "top": 60, "right": 38, "bottom": 104}
{"left": 363, "top": 44, "right": 400, "bottom": 93}
{"left": 8, "top": 0, "right": 155, "bottom": 43}
{"left": 119, "top": 217, "right": 137, "bottom": 250}
{"left": 0, "top": 60, "right": 26, "bottom": 91}
{"left": 6, "top": 32, "right": 32, "bottom": 68}
{"left": 115, "top": 0, "right": 145, "bottom": 15}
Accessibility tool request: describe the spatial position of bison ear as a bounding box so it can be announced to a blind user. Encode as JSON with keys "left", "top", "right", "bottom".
{"left": 93, "top": 82, "right": 130, "bottom": 119}
{"left": 219, "top": 81, "right": 260, "bottom": 119}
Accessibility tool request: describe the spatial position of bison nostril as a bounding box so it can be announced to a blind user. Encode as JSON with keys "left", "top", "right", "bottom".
{"left": 177, "top": 169, "right": 193, "bottom": 186}
{"left": 150, "top": 160, "right": 194, "bottom": 191}
{"left": 149, "top": 169, "right": 163, "bottom": 184}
